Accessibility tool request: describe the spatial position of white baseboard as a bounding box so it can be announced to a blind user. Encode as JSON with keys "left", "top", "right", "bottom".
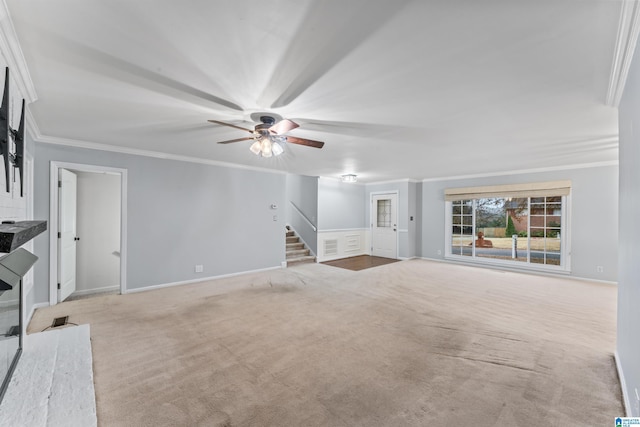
{"left": 70, "top": 286, "right": 119, "bottom": 297}
{"left": 124, "top": 265, "right": 282, "bottom": 294}
{"left": 615, "top": 351, "right": 632, "bottom": 417}
{"left": 418, "top": 257, "right": 617, "bottom": 285}
{"left": 26, "top": 302, "right": 49, "bottom": 327}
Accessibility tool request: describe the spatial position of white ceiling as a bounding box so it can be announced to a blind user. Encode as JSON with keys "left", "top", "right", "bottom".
{"left": 6, "top": 0, "right": 622, "bottom": 183}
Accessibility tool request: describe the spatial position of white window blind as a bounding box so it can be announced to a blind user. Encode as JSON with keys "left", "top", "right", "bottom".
{"left": 444, "top": 180, "right": 571, "bottom": 201}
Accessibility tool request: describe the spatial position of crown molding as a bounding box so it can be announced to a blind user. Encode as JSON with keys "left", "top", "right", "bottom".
{"left": 365, "top": 178, "right": 419, "bottom": 186}
{"left": 0, "top": 0, "right": 37, "bottom": 103}
{"left": 421, "top": 160, "right": 619, "bottom": 183}
{"left": 35, "top": 134, "right": 289, "bottom": 176}
{"left": 606, "top": 0, "right": 640, "bottom": 107}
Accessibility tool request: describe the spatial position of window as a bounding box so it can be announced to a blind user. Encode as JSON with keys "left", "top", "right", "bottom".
{"left": 377, "top": 199, "right": 392, "bottom": 227}
{"left": 444, "top": 181, "right": 570, "bottom": 272}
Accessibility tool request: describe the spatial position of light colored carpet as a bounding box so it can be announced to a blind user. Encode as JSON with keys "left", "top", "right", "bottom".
{"left": 27, "top": 259, "right": 623, "bottom": 426}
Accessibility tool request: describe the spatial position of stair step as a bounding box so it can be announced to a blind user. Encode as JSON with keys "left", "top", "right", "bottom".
{"left": 286, "top": 255, "right": 316, "bottom": 266}
{"left": 286, "top": 231, "right": 295, "bottom": 237}
{"left": 286, "top": 242, "right": 304, "bottom": 250}
{"left": 286, "top": 236, "right": 299, "bottom": 244}
{"left": 286, "top": 248, "right": 310, "bottom": 258}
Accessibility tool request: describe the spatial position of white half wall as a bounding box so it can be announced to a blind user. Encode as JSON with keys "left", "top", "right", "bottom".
{"left": 317, "top": 229, "right": 370, "bottom": 263}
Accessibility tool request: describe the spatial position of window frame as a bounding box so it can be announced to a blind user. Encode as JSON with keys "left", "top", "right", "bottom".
{"left": 444, "top": 194, "right": 571, "bottom": 274}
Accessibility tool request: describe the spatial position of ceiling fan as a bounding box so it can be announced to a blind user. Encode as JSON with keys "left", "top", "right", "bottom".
{"left": 208, "top": 115, "right": 324, "bottom": 158}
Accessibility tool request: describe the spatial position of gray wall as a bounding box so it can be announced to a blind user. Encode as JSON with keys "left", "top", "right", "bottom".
{"left": 419, "top": 165, "right": 618, "bottom": 282}
{"left": 618, "top": 36, "right": 640, "bottom": 416}
{"left": 364, "top": 180, "right": 418, "bottom": 259}
{"left": 33, "top": 142, "right": 286, "bottom": 301}
{"left": 285, "top": 174, "right": 318, "bottom": 254}
{"left": 317, "top": 178, "right": 366, "bottom": 230}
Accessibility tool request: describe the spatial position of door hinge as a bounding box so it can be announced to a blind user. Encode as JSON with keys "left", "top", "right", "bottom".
{"left": 57, "top": 232, "right": 61, "bottom": 238}
{"left": 57, "top": 283, "right": 61, "bottom": 290}
{"left": 58, "top": 180, "right": 62, "bottom": 188}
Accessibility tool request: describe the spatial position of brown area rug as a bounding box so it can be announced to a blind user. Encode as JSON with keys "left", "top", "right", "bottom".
{"left": 28, "top": 260, "right": 623, "bottom": 426}
{"left": 322, "top": 255, "right": 401, "bottom": 271}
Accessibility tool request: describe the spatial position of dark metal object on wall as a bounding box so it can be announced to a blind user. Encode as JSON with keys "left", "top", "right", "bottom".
{"left": 11, "top": 100, "right": 25, "bottom": 197}
{"left": 0, "top": 67, "right": 10, "bottom": 193}
{"left": 0, "top": 68, "right": 27, "bottom": 196}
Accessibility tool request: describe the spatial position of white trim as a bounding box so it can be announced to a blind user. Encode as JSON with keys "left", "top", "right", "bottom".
{"left": 21, "top": 151, "right": 35, "bottom": 339}
{"left": 0, "top": 0, "right": 37, "bottom": 102}
{"left": 124, "top": 266, "right": 282, "bottom": 294}
{"left": 68, "top": 286, "right": 119, "bottom": 297}
{"left": 419, "top": 256, "right": 616, "bottom": 285}
{"left": 49, "top": 161, "right": 128, "bottom": 305}
{"left": 317, "top": 227, "right": 368, "bottom": 233}
{"left": 607, "top": 0, "right": 640, "bottom": 107}
{"left": 36, "top": 134, "right": 288, "bottom": 176}
{"left": 422, "top": 160, "right": 619, "bottom": 183}
{"left": 615, "top": 351, "right": 632, "bottom": 416}
{"left": 366, "top": 178, "right": 419, "bottom": 186}
{"left": 25, "top": 301, "right": 49, "bottom": 348}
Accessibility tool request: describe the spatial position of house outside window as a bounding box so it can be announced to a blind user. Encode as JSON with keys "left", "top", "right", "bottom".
{"left": 444, "top": 181, "right": 571, "bottom": 272}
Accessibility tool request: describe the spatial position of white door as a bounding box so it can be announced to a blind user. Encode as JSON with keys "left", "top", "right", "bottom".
{"left": 58, "top": 169, "right": 77, "bottom": 302}
{"left": 372, "top": 193, "right": 398, "bottom": 258}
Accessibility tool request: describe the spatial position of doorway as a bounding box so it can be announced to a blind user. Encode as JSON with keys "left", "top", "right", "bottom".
{"left": 371, "top": 192, "right": 398, "bottom": 259}
{"left": 49, "top": 162, "right": 128, "bottom": 305}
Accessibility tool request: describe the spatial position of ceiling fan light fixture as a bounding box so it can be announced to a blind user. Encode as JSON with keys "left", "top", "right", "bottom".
{"left": 250, "top": 140, "right": 262, "bottom": 155}
{"left": 341, "top": 174, "right": 357, "bottom": 183}
{"left": 272, "top": 141, "right": 284, "bottom": 156}
{"left": 260, "top": 137, "right": 273, "bottom": 158}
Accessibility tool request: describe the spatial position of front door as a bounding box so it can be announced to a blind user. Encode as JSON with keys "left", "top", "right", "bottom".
{"left": 58, "top": 169, "right": 77, "bottom": 302}
{"left": 372, "top": 193, "right": 398, "bottom": 258}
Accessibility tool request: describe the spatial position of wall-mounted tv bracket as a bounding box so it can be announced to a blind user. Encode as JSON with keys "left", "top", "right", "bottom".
{"left": 9, "top": 100, "right": 25, "bottom": 197}
{"left": 0, "top": 68, "right": 26, "bottom": 196}
{"left": 0, "top": 67, "right": 10, "bottom": 193}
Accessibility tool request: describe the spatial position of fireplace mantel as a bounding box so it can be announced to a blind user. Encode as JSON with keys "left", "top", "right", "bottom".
{"left": 0, "top": 219, "right": 47, "bottom": 405}
{"left": 0, "top": 220, "right": 47, "bottom": 253}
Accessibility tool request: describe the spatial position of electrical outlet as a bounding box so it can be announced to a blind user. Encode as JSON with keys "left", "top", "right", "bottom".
{"left": 273, "top": 215, "right": 278, "bottom": 221}
{"left": 195, "top": 265, "right": 203, "bottom": 273}
{"left": 437, "top": 249, "right": 442, "bottom": 255}
{"left": 596, "top": 266, "right": 604, "bottom": 273}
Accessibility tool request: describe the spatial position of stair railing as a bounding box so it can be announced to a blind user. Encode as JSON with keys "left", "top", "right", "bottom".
{"left": 289, "top": 201, "right": 317, "bottom": 232}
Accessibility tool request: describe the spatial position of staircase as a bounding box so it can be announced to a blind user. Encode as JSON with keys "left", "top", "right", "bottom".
{"left": 286, "top": 227, "right": 315, "bottom": 266}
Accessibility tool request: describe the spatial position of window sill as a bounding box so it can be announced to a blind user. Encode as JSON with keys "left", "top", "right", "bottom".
{"left": 444, "top": 254, "right": 571, "bottom": 275}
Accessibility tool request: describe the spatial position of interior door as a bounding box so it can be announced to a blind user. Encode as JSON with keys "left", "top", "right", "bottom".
{"left": 372, "top": 193, "right": 398, "bottom": 258}
{"left": 58, "top": 169, "right": 77, "bottom": 302}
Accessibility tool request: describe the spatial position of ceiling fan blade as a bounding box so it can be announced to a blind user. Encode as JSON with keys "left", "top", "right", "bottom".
{"left": 208, "top": 120, "right": 255, "bottom": 134}
{"left": 269, "top": 119, "right": 299, "bottom": 135}
{"left": 216, "top": 137, "right": 255, "bottom": 144}
{"left": 285, "top": 136, "right": 325, "bottom": 149}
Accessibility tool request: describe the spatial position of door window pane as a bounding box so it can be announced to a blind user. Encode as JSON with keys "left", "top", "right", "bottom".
{"left": 377, "top": 199, "right": 392, "bottom": 227}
